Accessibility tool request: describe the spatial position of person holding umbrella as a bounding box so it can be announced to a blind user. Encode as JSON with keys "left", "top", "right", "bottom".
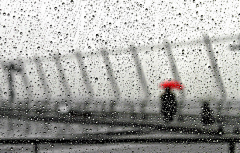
{"left": 159, "top": 79, "right": 184, "bottom": 123}
{"left": 201, "top": 101, "right": 215, "bottom": 125}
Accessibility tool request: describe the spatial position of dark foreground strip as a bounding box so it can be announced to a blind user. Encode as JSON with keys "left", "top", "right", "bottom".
{"left": 0, "top": 135, "right": 239, "bottom": 153}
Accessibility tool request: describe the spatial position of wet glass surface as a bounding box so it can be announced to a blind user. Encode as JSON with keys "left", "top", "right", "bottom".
{"left": 0, "top": 0, "right": 240, "bottom": 152}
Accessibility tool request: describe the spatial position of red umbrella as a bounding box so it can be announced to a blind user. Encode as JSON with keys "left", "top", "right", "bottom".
{"left": 159, "top": 79, "right": 184, "bottom": 90}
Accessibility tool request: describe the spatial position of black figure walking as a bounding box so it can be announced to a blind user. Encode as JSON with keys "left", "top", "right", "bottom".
{"left": 201, "top": 101, "right": 215, "bottom": 125}
{"left": 160, "top": 87, "right": 177, "bottom": 122}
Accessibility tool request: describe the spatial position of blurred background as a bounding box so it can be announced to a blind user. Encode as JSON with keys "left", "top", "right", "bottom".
{"left": 0, "top": 0, "right": 240, "bottom": 152}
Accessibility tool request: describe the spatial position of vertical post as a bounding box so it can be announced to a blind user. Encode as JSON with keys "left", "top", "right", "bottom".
{"left": 54, "top": 53, "right": 72, "bottom": 111}
{"left": 7, "top": 65, "right": 15, "bottom": 109}
{"left": 17, "top": 59, "right": 31, "bottom": 135}
{"left": 229, "top": 34, "right": 240, "bottom": 111}
{"left": 34, "top": 56, "right": 51, "bottom": 110}
{"left": 0, "top": 87, "right": 2, "bottom": 106}
{"left": 75, "top": 51, "right": 94, "bottom": 112}
{"left": 101, "top": 49, "right": 121, "bottom": 115}
{"left": 3, "top": 63, "right": 22, "bottom": 108}
{"left": 34, "top": 142, "right": 38, "bottom": 153}
{"left": 130, "top": 45, "right": 150, "bottom": 118}
{"left": 3, "top": 63, "right": 22, "bottom": 133}
{"left": 229, "top": 142, "right": 235, "bottom": 153}
{"left": 164, "top": 40, "right": 185, "bottom": 121}
{"left": 0, "top": 69, "right": 3, "bottom": 104}
{"left": 18, "top": 59, "right": 32, "bottom": 110}
{"left": 203, "top": 35, "right": 227, "bottom": 126}
{"left": 8, "top": 66, "right": 14, "bottom": 133}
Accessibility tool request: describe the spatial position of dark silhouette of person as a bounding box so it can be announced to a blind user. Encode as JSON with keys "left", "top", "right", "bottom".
{"left": 160, "top": 87, "right": 177, "bottom": 122}
{"left": 201, "top": 101, "right": 215, "bottom": 125}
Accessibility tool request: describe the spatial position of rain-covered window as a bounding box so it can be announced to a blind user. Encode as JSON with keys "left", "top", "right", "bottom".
{"left": 0, "top": 0, "right": 240, "bottom": 152}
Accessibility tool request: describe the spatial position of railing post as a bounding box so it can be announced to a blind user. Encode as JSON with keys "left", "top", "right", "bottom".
{"left": 0, "top": 74, "right": 3, "bottom": 104}
{"left": 34, "top": 142, "right": 38, "bottom": 153}
{"left": 229, "top": 34, "right": 240, "bottom": 129}
{"left": 3, "top": 62, "right": 22, "bottom": 134}
{"left": 101, "top": 49, "right": 121, "bottom": 116}
{"left": 7, "top": 65, "right": 15, "bottom": 109}
{"left": 54, "top": 53, "right": 72, "bottom": 111}
{"left": 34, "top": 56, "right": 51, "bottom": 110}
{"left": 229, "top": 142, "right": 235, "bottom": 153}
{"left": 3, "top": 63, "right": 22, "bottom": 109}
{"left": 18, "top": 59, "right": 32, "bottom": 110}
{"left": 130, "top": 45, "right": 150, "bottom": 119}
{"left": 17, "top": 59, "right": 32, "bottom": 135}
{"left": 75, "top": 52, "right": 94, "bottom": 112}
{"left": 203, "top": 34, "right": 227, "bottom": 131}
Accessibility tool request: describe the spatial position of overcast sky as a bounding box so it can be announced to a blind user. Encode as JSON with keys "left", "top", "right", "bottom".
{"left": 0, "top": 0, "right": 240, "bottom": 113}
